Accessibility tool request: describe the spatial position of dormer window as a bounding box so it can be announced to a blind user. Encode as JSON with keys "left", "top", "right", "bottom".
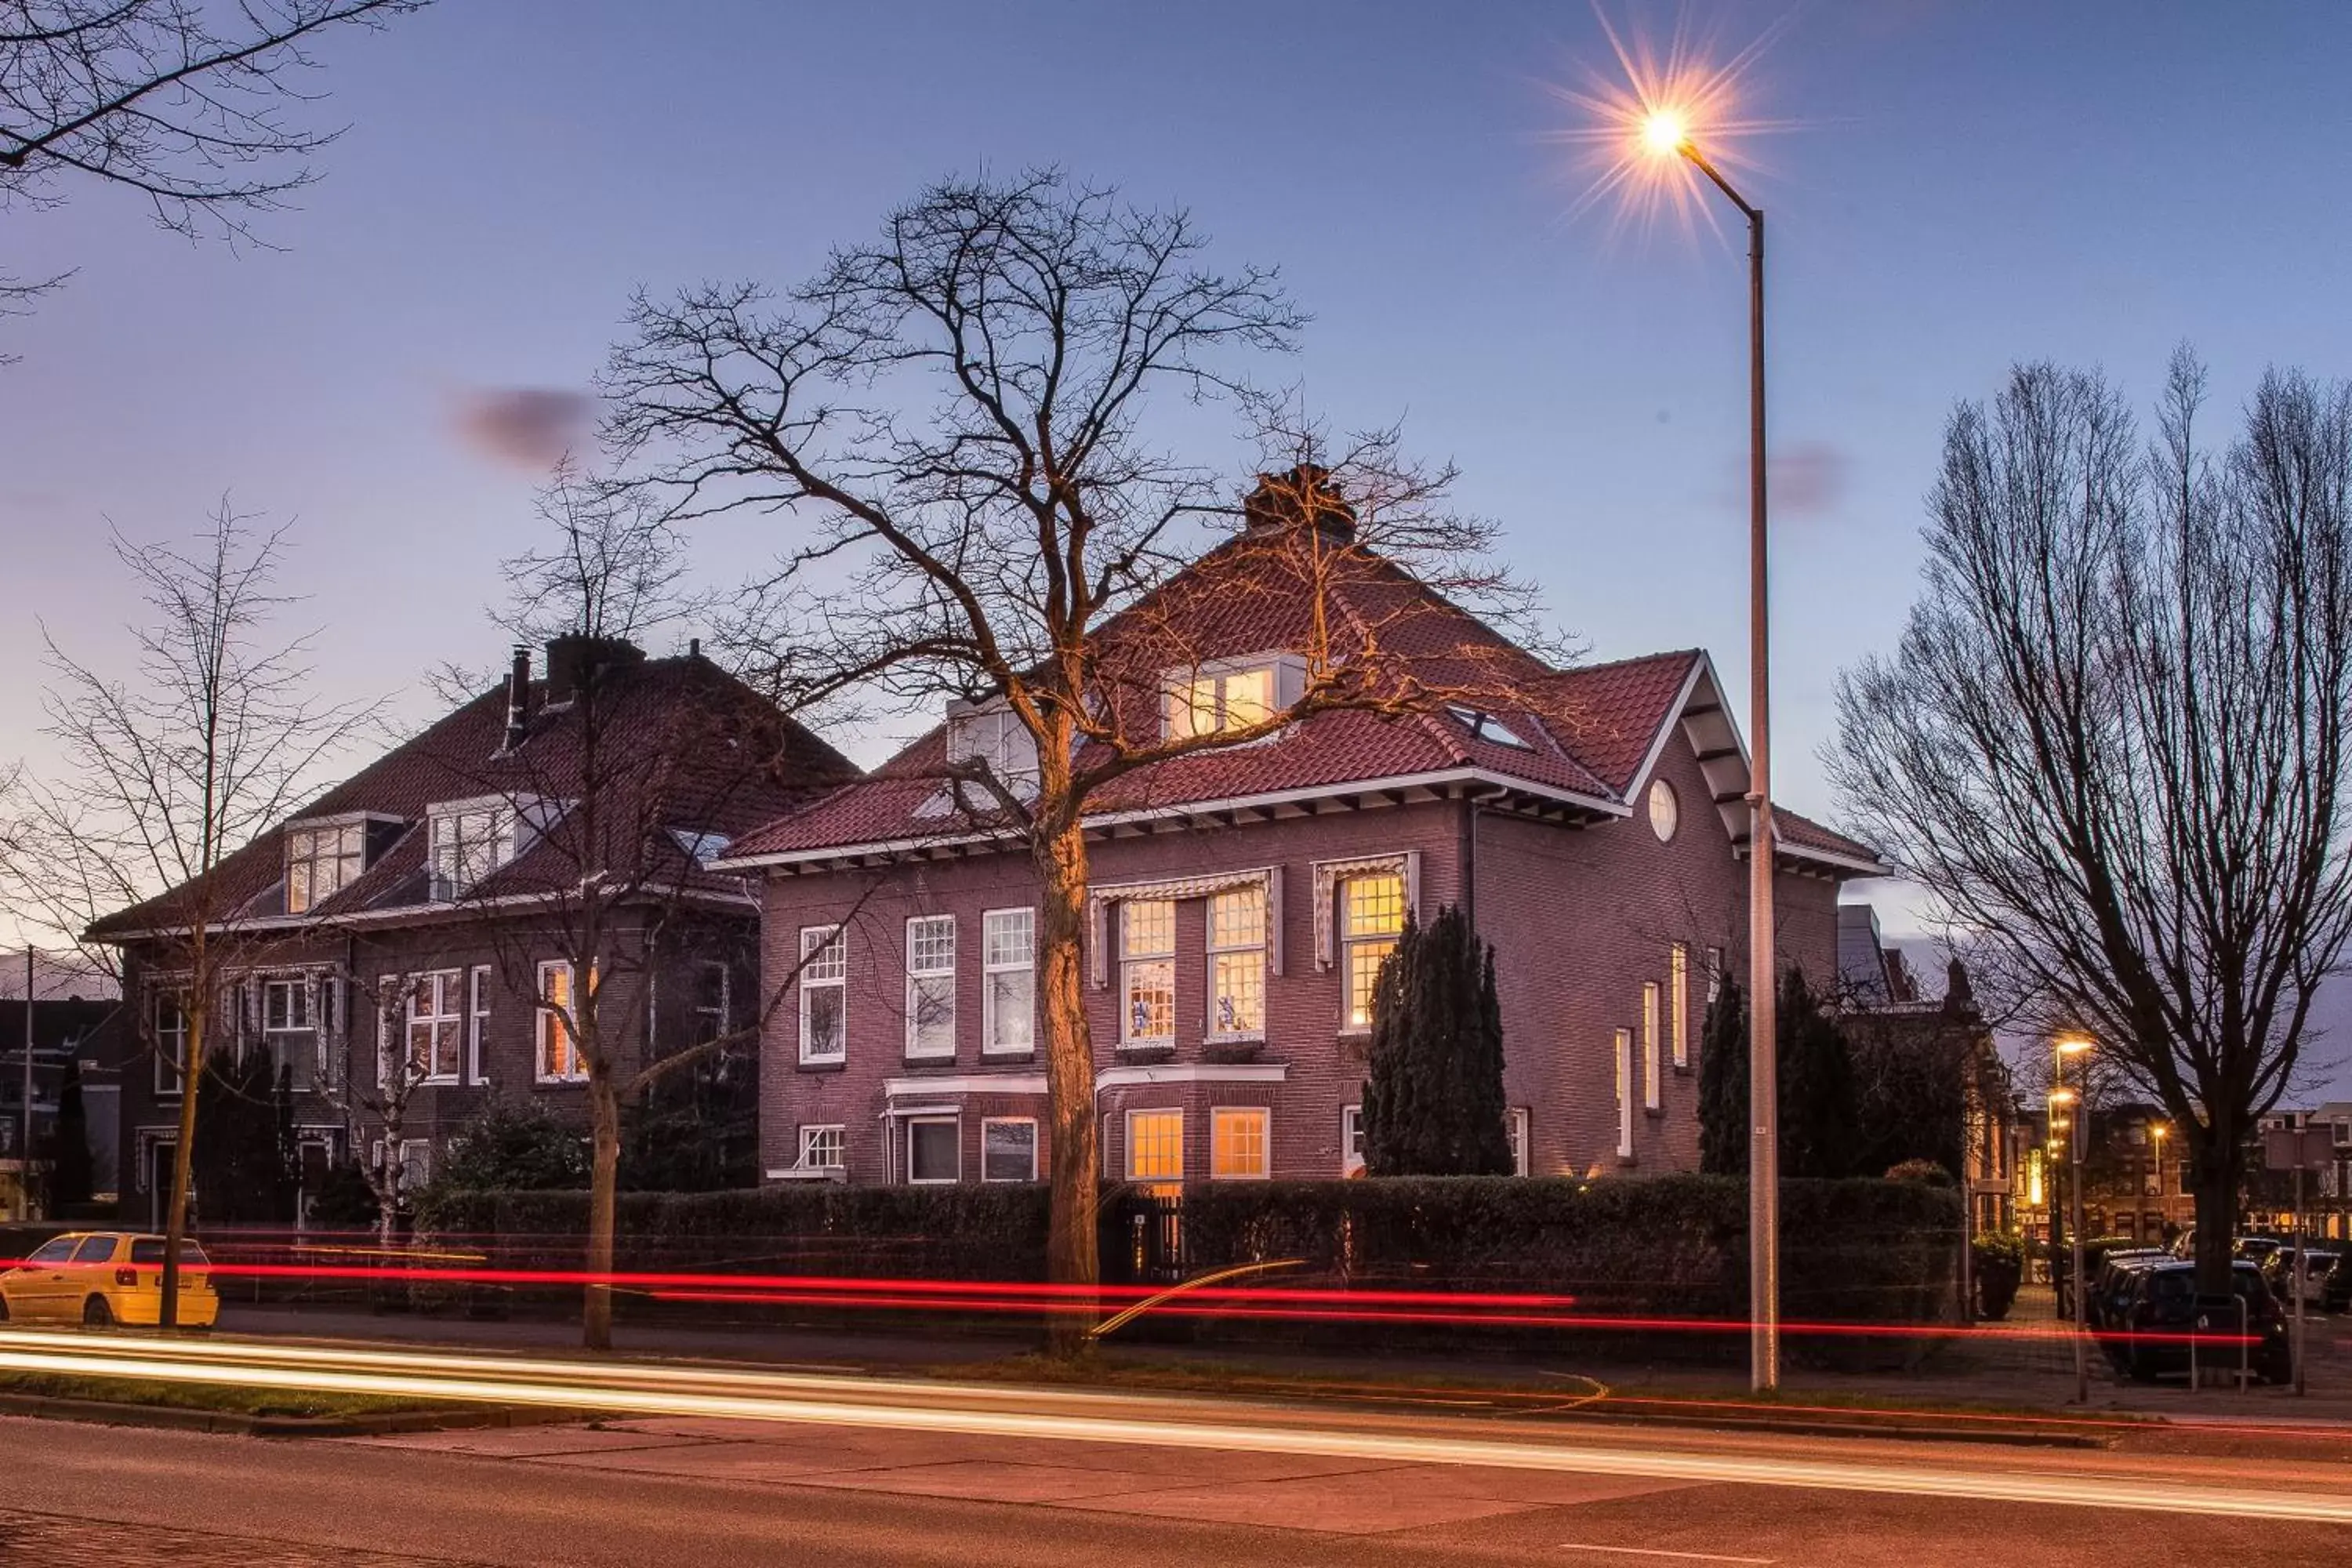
{"left": 1446, "top": 705, "right": 1534, "bottom": 749}
{"left": 1164, "top": 654, "right": 1304, "bottom": 742}
{"left": 427, "top": 797, "right": 543, "bottom": 900}
{"left": 945, "top": 699, "right": 1040, "bottom": 800}
{"left": 284, "top": 812, "right": 399, "bottom": 913}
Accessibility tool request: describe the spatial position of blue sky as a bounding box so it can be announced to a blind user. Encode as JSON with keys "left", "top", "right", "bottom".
{"left": 5, "top": 1, "right": 2350, "bottom": 1084}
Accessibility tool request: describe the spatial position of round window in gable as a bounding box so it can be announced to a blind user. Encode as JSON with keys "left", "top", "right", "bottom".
{"left": 1648, "top": 779, "right": 1679, "bottom": 843}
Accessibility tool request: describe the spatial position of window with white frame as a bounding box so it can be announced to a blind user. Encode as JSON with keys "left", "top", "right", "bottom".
{"left": 798, "top": 1124, "right": 846, "bottom": 1171}
{"left": 905, "top": 915, "right": 956, "bottom": 1058}
{"left": 468, "top": 966, "right": 492, "bottom": 1085}
{"left": 945, "top": 702, "right": 1040, "bottom": 799}
{"left": 261, "top": 977, "right": 317, "bottom": 1092}
{"left": 982, "top": 1117, "right": 1038, "bottom": 1182}
{"left": 536, "top": 960, "right": 588, "bottom": 1082}
{"left": 798, "top": 926, "right": 847, "bottom": 1063}
{"left": 285, "top": 819, "right": 366, "bottom": 913}
{"left": 407, "top": 971, "right": 463, "bottom": 1083}
{"left": 1340, "top": 872, "right": 1406, "bottom": 1031}
{"left": 1507, "top": 1107, "right": 1530, "bottom": 1176}
{"left": 1211, "top": 1107, "right": 1269, "bottom": 1180}
{"left": 1671, "top": 943, "right": 1690, "bottom": 1069}
{"left": 1341, "top": 1104, "right": 1365, "bottom": 1176}
{"left": 1642, "top": 982, "right": 1663, "bottom": 1111}
{"left": 982, "top": 908, "right": 1034, "bottom": 1054}
{"left": 1127, "top": 1109, "right": 1183, "bottom": 1185}
{"left": 372, "top": 1137, "right": 431, "bottom": 1196}
{"left": 1615, "top": 1026, "right": 1635, "bottom": 1160}
{"left": 153, "top": 993, "right": 187, "bottom": 1097}
{"left": 906, "top": 1116, "right": 960, "bottom": 1183}
{"left": 1707, "top": 946, "right": 1724, "bottom": 1005}
{"left": 1167, "top": 662, "right": 1276, "bottom": 741}
{"left": 1207, "top": 886, "right": 1266, "bottom": 1038}
{"left": 691, "top": 961, "right": 730, "bottom": 1046}
{"left": 1120, "top": 900, "right": 1176, "bottom": 1046}
{"left": 427, "top": 802, "right": 518, "bottom": 900}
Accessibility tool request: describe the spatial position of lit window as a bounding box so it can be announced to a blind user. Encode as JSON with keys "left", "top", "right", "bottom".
{"left": 982, "top": 1118, "right": 1038, "bottom": 1182}
{"left": 798, "top": 1124, "right": 846, "bottom": 1170}
{"left": 906, "top": 1116, "right": 960, "bottom": 1183}
{"left": 1207, "top": 886, "right": 1265, "bottom": 1037}
{"left": 1642, "top": 981, "right": 1662, "bottom": 1111}
{"left": 1341, "top": 873, "right": 1406, "bottom": 1030}
{"left": 1341, "top": 1105, "right": 1365, "bottom": 1176}
{"left": 798, "top": 926, "right": 847, "bottom": 1063}
{"left": 153, "top": 994, "right": 188, "bottom": 1097}
{"left": 1507, "top": 1108, "right": 1530, "bottom": 1176}
{"left": 408, "top": 971, "right": 463, "bottom": 1083}
{"left": 1670, "top": 944, "right": 1690, "bottom": 1069}
{"left": 262, "top": 977, "right": 317, "bottom": 1092}
{"left": 1121, "top": 900, "right": 1176, "bottom": 1045}
{"left": 905, "top": 915, "right": 956, "bottom": 1059}
{"left": 535, "top": 960, "right": 590, "bottom": 1082}
{"left": 285, "top": 820, "right": 365, "bottom": 913}
{"left": 1168, "top": 664, "right": 1276, "bottom": 740}
{"left": 1648, "top": 779, "right": 1679, "bottom": 843}
{"left": 1615, "top": 1026, "right": 1635, "bottom": 1160}
{"left": 1211, "top": 1108, "right": 1269, "bottom": 1180}
{"left": 1127, "top": 1109, "right": 1184, "bottom": 1185}
{"left": 428, "top": 804, "right": 518, "bottom": 900}
{"left": 982, "top": 908, "right": 1035, "bottom": 1054}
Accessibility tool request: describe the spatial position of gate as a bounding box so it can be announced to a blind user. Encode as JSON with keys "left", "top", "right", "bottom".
{"left": 1116, "top": 1190, "right": 1186, "bottom": 1284}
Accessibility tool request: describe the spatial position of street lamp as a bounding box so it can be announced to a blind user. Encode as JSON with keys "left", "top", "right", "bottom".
{"left": 2054, "top": 1037, "right": 2094, "bottom": 1402}
{"left": 1638, "top": 105, "right": 1780, "bottom": 1395}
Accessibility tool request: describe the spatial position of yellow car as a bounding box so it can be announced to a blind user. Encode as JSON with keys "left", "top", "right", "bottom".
{"left": 0, "top": 1231, "right": 219, "bottom": 1329}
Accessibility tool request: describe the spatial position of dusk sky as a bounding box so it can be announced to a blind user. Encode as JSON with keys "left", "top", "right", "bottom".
{"left": 5, "top": 2, "right": 2350, "bottom": 1084}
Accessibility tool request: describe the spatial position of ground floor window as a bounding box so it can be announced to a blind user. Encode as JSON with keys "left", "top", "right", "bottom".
{"left": 798, "top": 1124, "right": 846, "bottom": 1171}
{"left": 1342, "top": 1104, "right": 1365, "bottom": 1176}
{"left": 1127, "top": 1109, "right": 1184, "bottom": 1187}
{"left": 982, "top": 1117, "right": 1038, "bottom": 1182}
{"left": 1210, "top": 1107, "right": 1269, "bottom": 1180}
{"left": 906, "top": 1116, "right": 960, "bottom": 1183}
{"left": 1507, "top": 1107, "right": 1530, "bottom": 1176}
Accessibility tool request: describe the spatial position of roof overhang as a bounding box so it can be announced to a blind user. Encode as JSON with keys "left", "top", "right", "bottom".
{"left": 89, "top": 880, "right": 757, "bottom": 945}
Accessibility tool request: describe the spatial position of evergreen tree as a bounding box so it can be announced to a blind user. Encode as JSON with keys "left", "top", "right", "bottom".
{"left": 430, "top": 1097, "right": 591, "bottom": 1193}
{"left": 624, "top": 1048, "right": 758, "bottom": 1192}
{"left": 1361, "top": 904, "right": 1513, "bottom": 1176}
{"left": 49, "top": 1053, "right": 93, "bottom": 1208}
{"left": 191, "top": 1047, "right": 296, "bottom": 1225}
{"left": 1697, "top": 975, "right": 1748, "bottom": 1174}
{"left": 1695, "top": 968, "right": 1860, "bottom": 1180}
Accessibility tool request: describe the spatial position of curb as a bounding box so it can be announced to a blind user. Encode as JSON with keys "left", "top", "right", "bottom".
{"left": 0, "top": 1391, "right": 592, "bottom": 1438}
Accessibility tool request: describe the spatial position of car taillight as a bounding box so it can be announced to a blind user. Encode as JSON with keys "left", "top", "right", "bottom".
{"left": 114, "top": 1268, "right": 136, "bottom": 1287}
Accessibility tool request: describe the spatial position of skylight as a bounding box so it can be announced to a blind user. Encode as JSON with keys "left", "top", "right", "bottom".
{"left": 1447, "top": 705, "right": 1534, "bottom": 749}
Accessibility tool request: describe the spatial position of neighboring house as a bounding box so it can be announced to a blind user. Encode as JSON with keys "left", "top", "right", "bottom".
{"left": 88, "top": 638, "right": 857, "bottom": 1226}
{"left": 2252, "top": 1104, "right": 2352, "bottom": 1242}
{"left": 1836, "top": 905, "right": 2018, "bottom": 1229}
{"left": 717, "top": 483, "right": 1883, "bottom": 1189}
{"left": 0, "top": 956, "right": 121, "bottom": 1217}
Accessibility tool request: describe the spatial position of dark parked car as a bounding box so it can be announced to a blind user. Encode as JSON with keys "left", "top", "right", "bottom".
{"left": 2260, "top": 1248, "right": 2348, "bottom": 1314}
{"left": 2089, "top": 1250, "right": 2169, "bottom": 1334}
{"left": 2107, "top": 1261, "right": 2293, "bottom": 1384}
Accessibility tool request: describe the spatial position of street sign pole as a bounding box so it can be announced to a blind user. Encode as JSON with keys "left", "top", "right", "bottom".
{"left": 2295, "top": 1163, "right": 2307, "bottom": 1398}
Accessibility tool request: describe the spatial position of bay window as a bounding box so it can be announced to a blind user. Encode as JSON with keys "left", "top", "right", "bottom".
{"left": 1340, "top": 871, "right": 1405, "bottom": 1031}
{"left": 1207, "top": 885, "right": 1266, "bottom": 1038}
{"left": 1210, "top": 1107, "right": 1269, "bottom": 1180}
{"left": 1120, "top": 900, "right": 1175, "bottom": 1046}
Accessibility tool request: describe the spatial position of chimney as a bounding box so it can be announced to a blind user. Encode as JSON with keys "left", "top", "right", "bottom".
{"left": 503, "top": 645, "right": 532, "bottom": 750}
{"left": 1243, "top": 463, "right": 1356, "bottom": 545}
{"left": 544, "top": 634, "right": 647, "bottom": 706}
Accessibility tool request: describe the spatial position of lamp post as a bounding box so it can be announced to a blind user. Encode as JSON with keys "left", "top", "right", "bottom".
{"left": 1641, "top": 107, "right": 1780, "bottom": 1394}
{"left": 2151, "top": 1123, "right": 2169, "bottom": 1242}
{"left": 2056, "top": 1036, "right": 2095, "bottom": 1402}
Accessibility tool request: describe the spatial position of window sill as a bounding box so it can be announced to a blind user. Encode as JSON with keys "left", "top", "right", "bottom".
{"left": 795, "top": 1059, "right": 848, "bottom": 1074}
{"left": 533, "top": 1076, "right": 590, "bottom": 1088}
{"left": 1644, "top": 1106, "right": 1665, "bottom": 1120}
{"left": 979, "top": 1050, "right": 1039, "bottom": 1064}
{"left": 902, "top": 1052, "right": 958, "bottom": 1067}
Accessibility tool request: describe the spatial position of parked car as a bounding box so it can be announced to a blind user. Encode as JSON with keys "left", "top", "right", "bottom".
{"left": 2089, "top": 1250, "right": 2169, "bottom": 1335}
{"left": 2235, "top": 1236, "right": 2286, "bottom": 1264}
{"left": 2260, "top": 1248, "right": 2348, "bottom": 1313}
{"left": 2107, "top": 1260, "right": 2292, "bottom": 1384}
{"left": 0, "top": 1231, "right": 217, "bottom": 1328}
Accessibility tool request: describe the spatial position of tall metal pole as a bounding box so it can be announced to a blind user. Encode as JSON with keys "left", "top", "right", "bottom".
{"left": 2070, "top": 1073, "right": 2088, "bottom": 1403}
{"left": 19, "top": 946, "right": 32, "bottom": 1222}
{"left": 2294, "top": 1164, "right": 2307, "bottom": 1397}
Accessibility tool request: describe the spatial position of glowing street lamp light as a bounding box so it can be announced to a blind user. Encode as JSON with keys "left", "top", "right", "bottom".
{"left": 2052, "top": 1035, "right": 2096, "bottom": 1401}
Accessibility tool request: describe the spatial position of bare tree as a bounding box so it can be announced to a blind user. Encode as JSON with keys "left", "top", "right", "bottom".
{"left": 10, "top": 503, "right": 360, "bottom": 1320}
{"left": 1830, "top": 351, "right": 2352, "bottom": 1291}
{"left": 604, "top": 171, "right": 1544, "bottom": 1350}
{"left": 1, "top": 0, "right": 426, "bottom": 349}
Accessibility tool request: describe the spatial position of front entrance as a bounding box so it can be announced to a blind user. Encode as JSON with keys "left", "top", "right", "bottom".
{"left": 146, "top": 1140, "right": 178, "bottom": 1231}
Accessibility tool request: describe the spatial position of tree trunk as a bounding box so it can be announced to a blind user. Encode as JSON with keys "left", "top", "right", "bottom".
{"left": 2190, "top": 1129, "right": 2240, "bottom": 1295}
{"left": 1036, "top": 818, "right": 1099, "bottom": 1359}
{"left": 159, "top": 992, "right": 205, "bottom": 1331}
{"left": 584, "top": 1069, "right": 621, "bottom": 1352}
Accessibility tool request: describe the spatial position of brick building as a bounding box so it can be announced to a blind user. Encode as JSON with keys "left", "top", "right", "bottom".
{"left": 718, "top": 494, "right": 1882, "bottom": 1189}
{"left": 89, "top": 638, "right": 855, "bottom": 1225}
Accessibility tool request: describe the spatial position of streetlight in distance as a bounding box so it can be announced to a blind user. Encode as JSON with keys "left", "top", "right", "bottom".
{"left": 1635, "top": 103, "right": 1780, "bottom": 1394}
{"left": 2053, "top": 1036, "right": 2095, "bottom": 1401}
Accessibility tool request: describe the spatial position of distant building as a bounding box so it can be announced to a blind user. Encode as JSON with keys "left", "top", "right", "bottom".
{"left": 0, "top": 952, "right": 121, "bottom": 1216}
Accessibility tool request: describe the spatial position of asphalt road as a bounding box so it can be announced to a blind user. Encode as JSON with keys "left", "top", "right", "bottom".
{"left": 0, "top": 1413, "right": 2347, "bottom": 1568}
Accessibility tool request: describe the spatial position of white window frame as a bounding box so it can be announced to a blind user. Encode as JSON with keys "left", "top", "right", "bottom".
{"left": 1341, "top": 1104, "right": 1365, "bottom": 1176}
{"left": 406, "top": 970, "right": 464, "bottom": 1085}
{"left": 261, "top": 975, "right": 318, "bottom": 1093}
{"left": 1616, "top": 1027, "right": 1636, "bottom": 1160}
{"left": 152, "top": 993, "right": 188, "bottom": 1098}
{"left": 904, "top": 914, "right": 956, "bottom": 1060}
{"left": 797, "top": 1123, "right": 846, "bottom": 1171}
{"left": 285, "top": 818, "right": 366, "bottom": 914}
{"left": 905, "top": 1114, "right": 961, "bottom": 1185}
{"left": 1206, "top": 885, "right": 1267, "bottom": 1041}
{"left": 1120, "top": 900, "right": 1177, "bottom": 1047}
{"left": 535, "top": 960, "right": 589, "bottom": 1084}
{"left": 980, "top": 1116, "right": 1039, "bottom": 1183}
{"left": 1670, "top": 943, "right": 1690, "bottom": 1070}
{"left": 1210, "top": 1106, "right": 1271, "bottom": 1181}
{"left": 1642, "top": 981, "right": 1663, "bottom": 1112}
{"left": 691, "top": 960, "right": 731, "bottom": 1046}
{"left": 1125, "top": 1108, "right": 1185, "bottom": 1185}
{"left": 467, "top": 965, "right": 492, "bottom": 1086}
{"left": 1165, "top": 660, "right": 1279, "bottom": 742}
{"left": 944, "top": 700, "right": 1040, "bottom": 800}
{"left": 1338, "top": 870, "right": 1406, "bottom": 1034}
{"left": 797, "top": 925, "right": 848, "bottom": 1065}
{"left": 982, "top": 907, "right": 1036, "bottom": 1056}
{"left": 1508, "top": 1107, "right": 1531, "bottom": 1177}
{"left": 1707, "top": 946, "right": 1725, "bottom": 1005}
{"left": 427, "top": 800, "right": 520, "bottom": 902}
